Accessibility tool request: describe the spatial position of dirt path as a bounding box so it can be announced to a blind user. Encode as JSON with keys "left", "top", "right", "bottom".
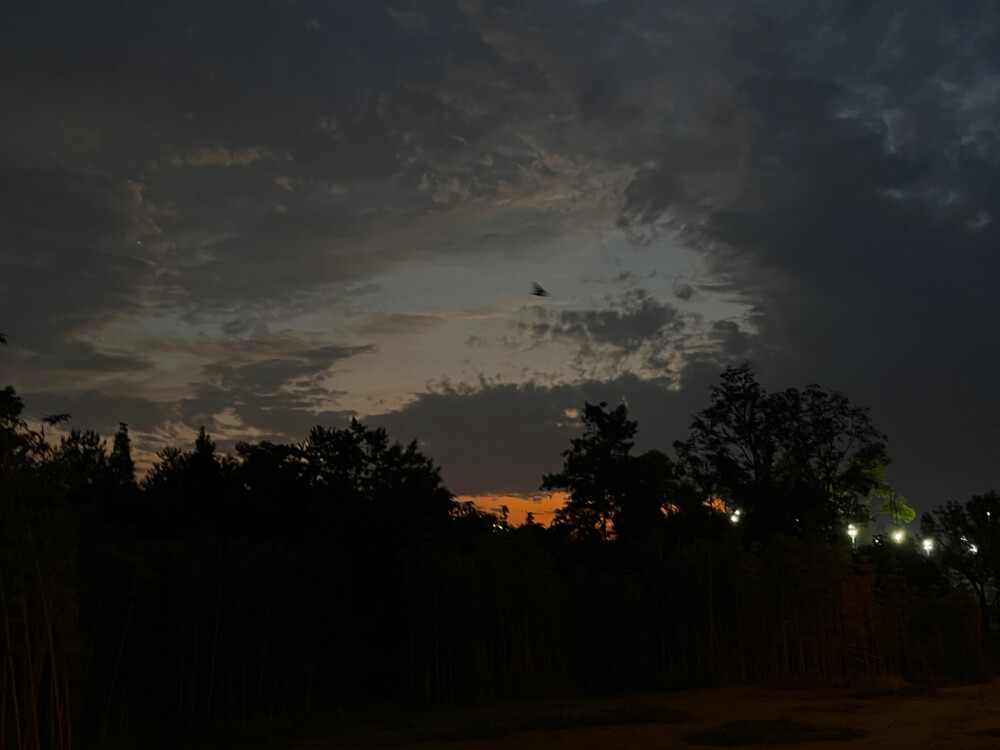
{"left": 307, "top": 681, "right": 1000, "bottom": 749}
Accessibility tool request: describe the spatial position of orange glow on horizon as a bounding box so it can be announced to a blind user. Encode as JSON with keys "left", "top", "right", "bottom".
{"left": 455, "top": 492, "right": 570, "bottom": 528}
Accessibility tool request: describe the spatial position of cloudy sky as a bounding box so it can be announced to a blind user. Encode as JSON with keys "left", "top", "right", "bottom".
{"left": 2, "top": 0, "right": 998, "bottom": 523}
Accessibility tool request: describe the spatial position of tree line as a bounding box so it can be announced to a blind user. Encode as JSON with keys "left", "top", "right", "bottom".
{"left": 0, "top": 348, "right": 994, "bottom": 749}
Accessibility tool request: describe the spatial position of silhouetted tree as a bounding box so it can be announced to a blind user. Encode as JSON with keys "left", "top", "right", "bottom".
{"left": 676, "top": 364, "right": 887, "bottom": 540}
{"left": 40, "top": 412, "right": 72, "bottom": 454}
{"left": 233, "top": 439, "right": 309, "bottom": 539}
{"left": 0, "top": 385, "right": 36, "bottom": 474}
{"left": 544, "top": 401, "right": 637, "bottom": 541}
{"left": 53, "top": 429, "right": 110, "bottom": 496}
{"left": 109, "top": 422, "right": 136, "bottom": 489}
{"left": 142, "top": 426, "right": 237, "bottom": 536}
{"left": 921, "top": 490, "right": 1000, "bottom": 642}
{"left": 300, "top": 419, "right": 454, "bottom": 532}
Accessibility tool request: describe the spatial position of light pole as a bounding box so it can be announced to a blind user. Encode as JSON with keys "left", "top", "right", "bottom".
{"left": 922, "top": 538, "right": 933, "bottom": 556}
{"left": 848, "top": 523, "right": 858, "bottom": 549}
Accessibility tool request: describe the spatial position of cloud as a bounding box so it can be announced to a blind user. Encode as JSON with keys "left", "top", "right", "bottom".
{"left": 673, "top": 282, "right": 694, "bottom": 301}
{"left": 167, "top": 145, "right": 270, "bottom": 168}
{"left": 356, "top": 313, "right": 443, "bottom": 336}
{"left": 169, "top": 340, "right": 375, "bottom": 440}
{"left": 613, "top": 2, "right": 1000, "bottom": 509}
{"left": 19, "top": 341, "right": 149, "bottom": 373}
{"left": 540, "top": 290, "right": 682, "bottom": 352}
{"left": 370, "top": 370, "right": 717, "bottom": 496}
{"left": 0, "top": 165, "right": 165, "bottom": 347}
{"left": 204, "top": 343, "right": 373, "bottom": 396}
{"left": 4, "top": 0, "right": 999, "bottom": 514}
{"left": 22, "top": 389, "right": 168, "bottom": 438}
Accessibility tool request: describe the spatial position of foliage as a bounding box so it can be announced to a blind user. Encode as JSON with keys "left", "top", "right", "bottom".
{"left": 921, "top": 491, "right": 1000, "bottom": 640}
{"left": 675, "top": 364, "right": 888, "bottom": 540}
{"left": 868, "top": 461, "right": 916, "bottom": 526}
{"left": 300, "top": 419, "right": 455, "bottom": 529}
{"left": 0, "top": 385, "right": 41, "bottom": 476}
{"left": 109, "top": 422, "right": 136, "bottom": 490}
{"left": 543, "top": 401, "right": 637, "bottom": 541}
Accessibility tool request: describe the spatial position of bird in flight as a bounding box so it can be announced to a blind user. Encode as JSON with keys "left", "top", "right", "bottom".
{"left": 531, "top": 282, "right": 550, "bottom": 297}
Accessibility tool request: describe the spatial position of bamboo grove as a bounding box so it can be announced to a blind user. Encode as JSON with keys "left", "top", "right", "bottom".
{"left": 0, "top": 363, "right": 994, "bottom": 749}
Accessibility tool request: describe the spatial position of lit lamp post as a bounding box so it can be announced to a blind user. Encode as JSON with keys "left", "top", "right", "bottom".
{"left": 892, "top": 529, "right": 904, "bottom": 544}
{"left": 847, "top": 523, "right": 858, "bottom": 548}
{"left": 922, "top": 538, "right": 934, "bottom": 556}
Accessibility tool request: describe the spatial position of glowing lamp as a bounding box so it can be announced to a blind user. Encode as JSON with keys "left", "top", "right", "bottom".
{"left": 847, "top": 523, "right": 858, "bottom": 548}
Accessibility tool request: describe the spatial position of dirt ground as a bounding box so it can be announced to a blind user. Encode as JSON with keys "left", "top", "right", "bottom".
{"left": 305, "top": 679, "right": 1000, "bottom": 750}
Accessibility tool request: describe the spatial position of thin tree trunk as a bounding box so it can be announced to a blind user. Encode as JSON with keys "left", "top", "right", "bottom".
{"left": 3, "top": 578, "right": 24, "bottom": 750}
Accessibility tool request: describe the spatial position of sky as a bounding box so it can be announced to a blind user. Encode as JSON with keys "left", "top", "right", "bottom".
{"left": 1, "top": 0, "right": 998, "bottom": 525}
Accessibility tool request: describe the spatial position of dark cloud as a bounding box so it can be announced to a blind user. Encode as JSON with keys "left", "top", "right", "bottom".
{"left": 204, "top": 343, "right": 372, "bottom": 395}
{"left": 673, "top": 282, "right": 694, "bottom": 301}
{"left": 371, "top": 372, "right": 711, "bottom": 496}
{"left": 174, "top": 383, "right": 355, "bottom": 446}
{"left": 531, "top": 289, "right": 683, "bottom": 362}
{"left": 22, "top": 389, "right": 167, "bottom": 438}
{"left": 0, "top": 165, "right": 161, "bottom": 346}
{"left": 616, "top": 2, "right": 1000, "bottom": 508}
{"left": 357, "top": 313, "right": 443, "bottom": 336}
{"left": 2, "top": 0, "right": 998, "bottom": 514}
{"left": 18, "top": 341, "right": 149, "bottom": 373}
{"left": 178, "top": 342, "right": 375, "bottom": 437}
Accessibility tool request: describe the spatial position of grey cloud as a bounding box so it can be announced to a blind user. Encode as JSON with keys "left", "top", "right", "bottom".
{"left": 173, "top": 342, "right": 374, "bottom": 440}
{"left": 0, "top": 165, "right": 160, "bottom": 346}
{"left": 3, "top": 2, "right": 619, "bottom": 319}
{"left": 357, "top": 313, "right": 443, "bottom": 336}
{"left": 175, "top": 382, "right": 355, "bottom": 445}
{"left": 5, "top": 0, "right": 999, "bottom": 514}
{"left": 534, "top": 290, "right": 682, "bottom": 354}
{"left": 205, "top": 343, "right": 374, "bottom": 396}
{"left": 370, "top": 371, "right": 713, "bottom": 496}
{"left": 673, "top": 282, "right": 694, "bottom": 301}
{"left": 22, "top": 389, "right": 168, "bottom": 438}
{"left": 18, "top": 341, "right": 149, "bottom": 373}
{"left": 620, "top": 168, "right": 681, "bottom": 226}
{"left": 616, "top": 2, "right": 1000, "bottom": 510}
{"left": 167, "top": 145, "right": 270, "bottom": 168}
{"left": 707, "top": 320, "right": 755, "bottom": 359}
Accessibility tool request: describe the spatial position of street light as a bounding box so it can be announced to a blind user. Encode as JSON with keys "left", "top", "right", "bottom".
{"left": 847, "top": 523, "right": 858, "bottom": 548}
{"left": 730, "top": 509, "right": 741, "bottom": 524}
{"left": 922, "top": 538, "right": 933, "bottom": 556}
{"left": 892, "top": 529, "right": 904, "bottom": 543}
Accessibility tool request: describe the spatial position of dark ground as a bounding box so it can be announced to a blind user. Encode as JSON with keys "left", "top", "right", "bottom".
{"left": 151, "top": 678, "right": 1000, "bottom": 749}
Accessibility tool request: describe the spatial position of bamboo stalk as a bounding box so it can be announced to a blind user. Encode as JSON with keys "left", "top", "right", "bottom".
{"left": 102, "top": 578, "right": 136, "bottom": 741}
{"left": 22, "top": 598, "right": 40, "bottom": 750}
{"left": 3, "top": 579, "right": 24, "bottom": 750}
{"left": 41, "top": 588, "right": 66, "bottom": 748}
{"left": 1, "top": 651, "right": 8, "bottom": 750}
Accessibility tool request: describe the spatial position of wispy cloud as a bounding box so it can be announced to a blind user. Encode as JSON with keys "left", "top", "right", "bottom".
{"left": 167, "top": 145, "right": 271, "bottom": 168}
